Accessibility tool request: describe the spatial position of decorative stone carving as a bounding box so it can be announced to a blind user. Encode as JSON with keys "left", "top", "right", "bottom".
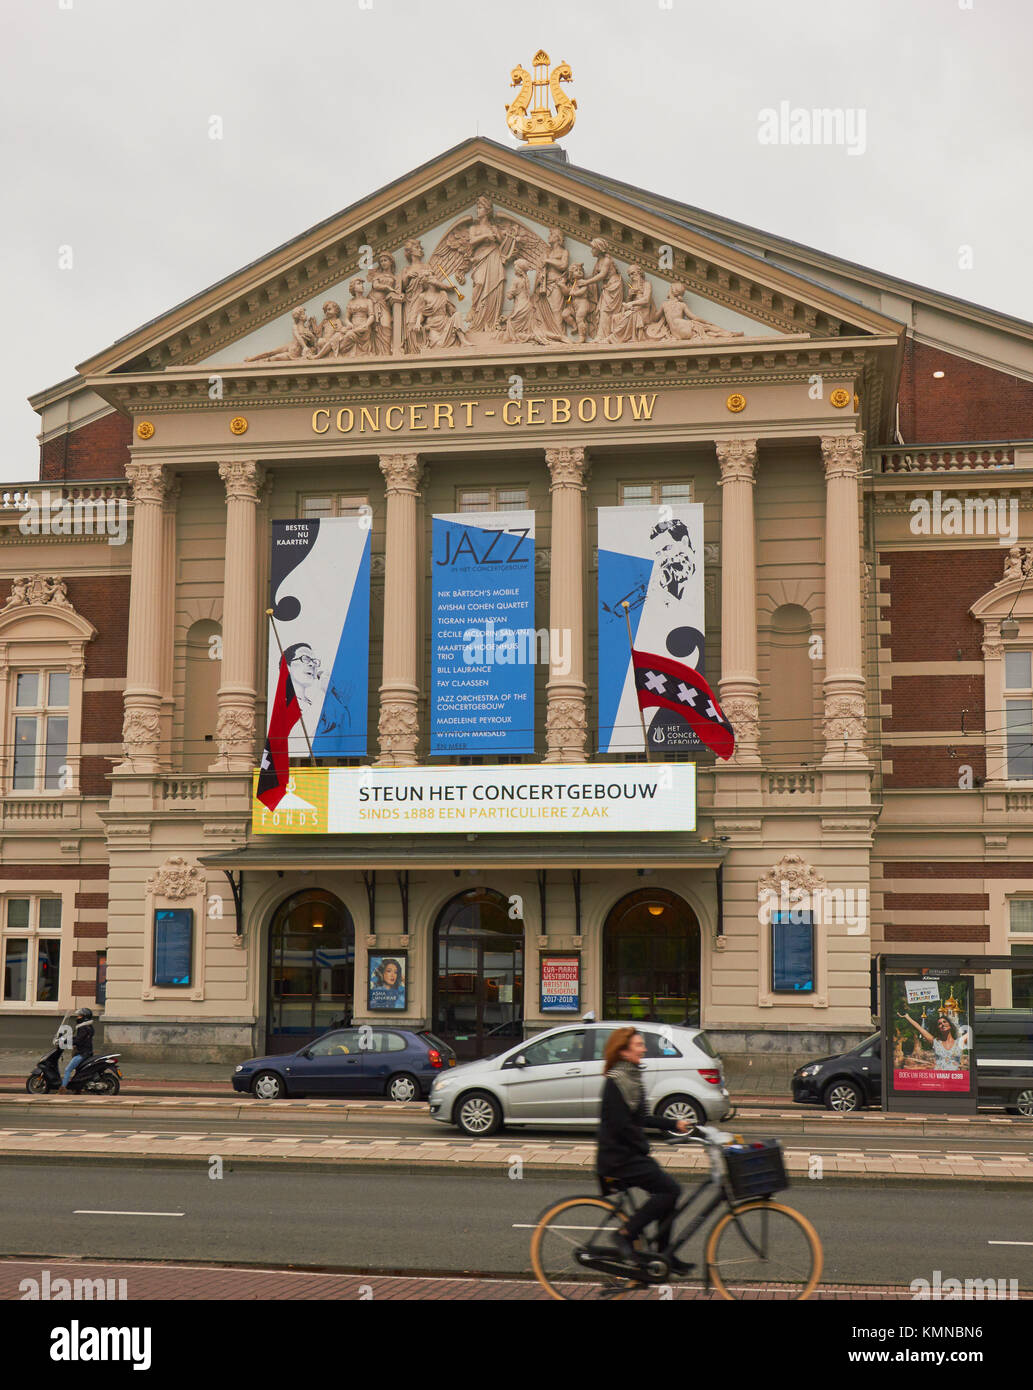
{"left": 982, "top": 623, "right": 1005, "bottom": 661}
{"left": 217, "top": 460, "right": 263, "bottom": 502}
{"left": 820, "top": 434, "right": 864, "bottom": 480}
{"left": 545, "top": 698, "right": 588, "bottom": 758}
{"left": 822, "top": 691, "right": 866, "bottom": 744}
{"left": 722, "top": 695, "right": 760, "bottom": 749}
{"left": 377, "top": 699, "right": 419, "bottom": 764}
{"left": 245, "top": 306, "right": 319, "bottom": 363}
{"left": 649, "top": 282, "right": 744, "bottom": 344}
{"left": 432, "top": 196, "right": 549, "bottom": 335}
{"left": 580, "top": 238, "right": 625, "bottom": 341}
{"left": 758, "top": 854, "right": 827, "bottom": 901}
{"left": 715, "top": 439, "right": 758, "bottom": 484}
{"left": 215, "top": 706, "right": 256, "bottom": 755}
{"left": 125, "top": 460, "right": 168, "bottom": 505}
{"left": 379, "top": 453, "right": 422, "bottom": 494}
{"left": 2, "top": 574, "right": 73, "bottom": 610}
{"left": 147, "top": 856, "right": 206, "bottom": 901}
{"left": 1003, "top": 545, "right": 1033, "bottom": 582}
{"left": 545, "top": 446, "right": 589, "bottom": 490}
{"left": 121, "top": 706, "right": 161, "bottom": 749}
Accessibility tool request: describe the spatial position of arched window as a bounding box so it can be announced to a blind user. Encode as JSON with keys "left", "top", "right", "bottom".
{"left": 764, "top": 603, "right": 814, "bottom": 764}
{"left": 433, "top": 888, "right": 523, "bottom": 1060}
{"left": 603, "top": 888, "right": 701, "bottom": 1027}
{"left": 266, "top": 889, "right": 354, "bottom": 1052}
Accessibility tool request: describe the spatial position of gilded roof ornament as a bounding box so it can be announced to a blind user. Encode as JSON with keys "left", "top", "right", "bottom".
{"left": 505, "top": 50, "right": 576, "bottom": 146}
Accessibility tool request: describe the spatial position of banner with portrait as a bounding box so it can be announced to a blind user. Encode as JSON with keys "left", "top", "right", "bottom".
{"left": 430, "top": 510, "right": 535, "bottom": 754}
{"left": 889, "top": 975, "right": 973, "bottom": 1095}
{"left": 597, "top": 502, "right": 706, "bottom": 753}
{"left": 267, "top": 517, "right": 371, "bottom": 758}
{"left": 368, "top": 952, "right": 407, "bottom": 1011}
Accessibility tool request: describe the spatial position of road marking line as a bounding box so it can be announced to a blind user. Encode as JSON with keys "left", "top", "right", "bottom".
{"left": 73, "top": 1210, "right": 185, "bottom": 1217}
{"left": 988, "top": 1240, "right": 1033, "bottom": 1246}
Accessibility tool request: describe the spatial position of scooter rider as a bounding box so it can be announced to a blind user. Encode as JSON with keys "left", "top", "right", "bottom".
{"left": 59, "top": 1007, "right": 95, "bottom": 1091}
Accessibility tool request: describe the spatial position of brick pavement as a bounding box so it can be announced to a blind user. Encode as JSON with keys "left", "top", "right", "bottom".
{"left": 4, "top": 1258, "right": 1007, "bottom": 1301}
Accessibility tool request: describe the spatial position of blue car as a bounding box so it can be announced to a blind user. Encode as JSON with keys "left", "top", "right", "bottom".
{"left": 232, "top": 1026, "right": 456, "bottom": 1102}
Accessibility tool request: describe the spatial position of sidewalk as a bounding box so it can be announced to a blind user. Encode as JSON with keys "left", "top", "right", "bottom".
{"left": 5, "top": 1258, "right": 1009, "bottom": 1300}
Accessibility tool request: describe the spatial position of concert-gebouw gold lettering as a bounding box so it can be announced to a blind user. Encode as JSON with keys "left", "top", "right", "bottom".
{"left": 311, "top": 393, "right": 657, "bottom": 435}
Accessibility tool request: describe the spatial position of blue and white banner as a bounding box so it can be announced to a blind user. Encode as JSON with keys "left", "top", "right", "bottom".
{"left": 431, "top": 510, "right": 535, "bottom": 755}
{"left": 267, "top": 517, "right": 371, "bottom": 757}
{"left": 597, "top": 502, "right": 706, "bottom": 753}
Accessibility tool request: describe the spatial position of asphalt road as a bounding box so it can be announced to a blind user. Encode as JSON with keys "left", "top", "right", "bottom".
{"left": 2, "top": 1162, "right": 1032, "bottom": 1289}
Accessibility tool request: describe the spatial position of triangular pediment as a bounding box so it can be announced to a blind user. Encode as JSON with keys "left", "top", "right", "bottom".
{"left": 77, "top": 138, "right": 904, "bottom": 381}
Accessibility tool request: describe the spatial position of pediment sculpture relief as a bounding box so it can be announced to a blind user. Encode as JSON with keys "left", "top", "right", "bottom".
{"left": 2, "top": 574, "right": 73, "bottom": 611}
{"left": 245, "top": 204, "right": 745, "bottom": 365}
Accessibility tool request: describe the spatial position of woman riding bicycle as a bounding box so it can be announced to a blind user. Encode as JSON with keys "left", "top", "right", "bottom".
{"left": 597, "top": 1026, "right": 692, "bottom": 1269}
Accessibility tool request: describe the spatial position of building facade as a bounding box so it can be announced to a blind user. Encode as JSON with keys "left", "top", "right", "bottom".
{"left": 3, "top": 118, "right": 1032, "bottom": 1075}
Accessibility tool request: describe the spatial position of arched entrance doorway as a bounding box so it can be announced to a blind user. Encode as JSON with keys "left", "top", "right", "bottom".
{"left": 266, "top": 889, "right": 354, "bottom": 1053}
{"left": 603, "top": 888, "right": 701, "bottom": 1027}
{"left": 433, "top": 888, "right": 523, "bottom": 1061}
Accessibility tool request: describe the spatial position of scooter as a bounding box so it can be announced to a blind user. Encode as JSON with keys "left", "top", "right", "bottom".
{"left": 26, "top": 1013, "right": 122, "bottom": 1095}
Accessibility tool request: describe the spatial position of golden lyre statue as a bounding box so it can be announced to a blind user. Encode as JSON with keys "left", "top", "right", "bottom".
{"left": 505, "top": 50, "right": 577, "bottom": 145}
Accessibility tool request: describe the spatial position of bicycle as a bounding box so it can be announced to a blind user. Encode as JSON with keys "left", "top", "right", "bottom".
{"left": 529, "top": 1124, "right": 822, "bottom": 1300}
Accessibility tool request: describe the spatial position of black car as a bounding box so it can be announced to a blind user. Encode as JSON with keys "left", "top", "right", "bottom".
{"left": 792, "top": 1012, "right": 1033, "bottom": 1115}
{"left": 232, "top": 1026, "right": 457, "bottom": 1101}
{"left": 792, "top": 1034, "right": 882, "bottom": 1112}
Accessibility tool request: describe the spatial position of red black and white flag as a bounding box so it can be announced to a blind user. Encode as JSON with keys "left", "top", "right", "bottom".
{"left": 631, "top": 649, "right": 735, "bottom": 760}
{"left": 256, "top": 656, "right": 301, "bottom": 810}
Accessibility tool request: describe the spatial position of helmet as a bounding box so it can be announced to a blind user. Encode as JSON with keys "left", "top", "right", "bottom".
{"left": 76, "top": 1007, "right": 94, "bottom": 1021}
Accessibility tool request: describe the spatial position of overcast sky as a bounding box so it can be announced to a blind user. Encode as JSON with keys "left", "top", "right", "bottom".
{"left": 2, "top": 0, "right": 1031, "bottom": 481}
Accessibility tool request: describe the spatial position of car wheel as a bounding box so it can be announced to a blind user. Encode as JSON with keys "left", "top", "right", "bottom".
{"left": 455, "top": 1090, "right": 502, "bottom": 1137}
{"left": 824, "top": 1079, "right": 862, "bottom": 1113}
{"left": 386, "top": 1072, "right": 420, "bottom": 1104}
{"left": 656, "top": 1094, "right": 705, "bottom": 1127}
{"left": 251, "top": 1070, "right": 287, "bottom": 1101}
{"left": 1010, "top": 1088, "right": 1033, "bottom": 1118}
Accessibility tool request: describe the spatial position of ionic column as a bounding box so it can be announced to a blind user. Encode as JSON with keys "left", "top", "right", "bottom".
{"left": 118, "top": 460, "right": 170, "bottom": 772}
{"left": 545, "top": 446, "right": 589, "bottom": 763}
{"left": 376, "top": 453, "right": 423, "bottom": 765}
{"left": 821, "top": 434, "right": 867, "bottom": 763}
{"left": 716, "top": 439, "right": 761, "bottom": 765}
{"left": 157, "top": 477, "right": 180, "bottom": 770}
{"left": 211, "top": 460, "right": 264, "bottom": 771}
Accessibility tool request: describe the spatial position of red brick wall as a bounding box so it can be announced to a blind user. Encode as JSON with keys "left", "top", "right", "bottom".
{"left": 883, "top": 747, "right": 986, "bottom": 789}
{"left": 882, "top": 674, "right": 984, "bottom": 733}
{"left": 62, "top": 576, "right": 130, "bottom": 679}
{"left": 880, "top": 550, "right": 1003, "bottom": 662}
{"left": 884, "top": 924, "right": 990, "bottom": 941}
{"left": 81, "top": 690, "right": 123, "bottom": 746}
{"left": 897, "top": 340, "right": 1033, "bottom": 442}
{"left": 40, "top": 411, "right": 131, "bottom": 482}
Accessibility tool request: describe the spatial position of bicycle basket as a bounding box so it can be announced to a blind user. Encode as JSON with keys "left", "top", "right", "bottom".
{"left": 723, "top": 1139, "right": 788, "bottom": 1200}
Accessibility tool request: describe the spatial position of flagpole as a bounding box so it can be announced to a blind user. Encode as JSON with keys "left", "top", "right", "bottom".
{"left": 265, "top": 608, "right": 315, "bottom": 761}
{"left": 620, "top": 601, "right": 652, "bottom": 764}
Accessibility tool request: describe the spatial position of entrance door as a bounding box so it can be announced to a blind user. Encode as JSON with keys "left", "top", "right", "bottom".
{"left": 433, "top": 889, "right": 523, "bottom": 1061}
{"left": 266, "top": 889, "right": 355, "bottom": 1054}
{"left": 603, "top": 888, "right": 701, "bottom": 1027}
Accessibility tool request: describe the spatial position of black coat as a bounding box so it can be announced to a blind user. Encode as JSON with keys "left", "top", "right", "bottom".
{"left": 596, "top": 1068, "right": 678, "bottom": 1177}
{"left": 71, "top": 1021, "right": 94, "bottom": 1059}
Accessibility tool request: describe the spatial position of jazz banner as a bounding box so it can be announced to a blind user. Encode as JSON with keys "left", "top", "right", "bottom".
{"left": 431, "top": 510, "right": 535, "bottom": 754}
{"left": 267, "top": 517, "right": 371, "bottom": 757}
{"left": 597, "top": 502, "right": 706, "bottom": 753}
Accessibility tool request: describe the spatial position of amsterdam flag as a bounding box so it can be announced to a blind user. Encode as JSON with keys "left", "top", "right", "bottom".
{"left": 631, "top": 649, "right": 735, "bottom": 760}
{"left": 256, "top": 656, "right": 301, "bottom": 811}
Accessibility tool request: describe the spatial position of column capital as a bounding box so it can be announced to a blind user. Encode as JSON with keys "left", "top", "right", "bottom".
{"left": 379, "top": 452, "right": 422, "bottom": 494}
{"left": 125, "top": 459, "right": 170, "bottom": 505}
{"left": 715, "top": 439, "right": 758, "bottom": 485}
{"left": 545, "top": 446, "right": 590, "bottom": 489}
{"left": 820, "top": 433, "right": 865, "bottom": 480}
{"left": 218, "top": 459, "right": 264, "bottom": 502}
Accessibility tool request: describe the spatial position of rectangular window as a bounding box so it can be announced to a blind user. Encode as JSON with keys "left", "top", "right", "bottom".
{"left": 771, "top": 912, "right": 815, "bottom": 993}
{"left": 96, "top": 951, "right": 107, "bottom": 1006}
{"left": 1011, "top": 901, "right": 1033, "bottom": 934}
{"left": 1, "top": 897, "right": 64, "bottom": 1008}
{"left": 299, "top": 493, "right": 369, "bottom": 520}
{"left": 457, "top": 486, "right": 529, "bottom": 512}
{"left": 618, "top": 481, "right": 693, "bottom": 506}
{"left": 9, "top": 670, "right": 71, "bottom": 792}
{"left": 1006, "top": 700, "right": 1033, "bottom": 780}
{"left": 153, "top": 909, "right": 194, "bottom": 988}
{"left": 1005, "top": 651, "right": 1032, "bottom": 690}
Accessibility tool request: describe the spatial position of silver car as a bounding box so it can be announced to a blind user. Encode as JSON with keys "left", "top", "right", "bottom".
{"left": 429, "top": 1019, "right": 733, "bottom": 1137}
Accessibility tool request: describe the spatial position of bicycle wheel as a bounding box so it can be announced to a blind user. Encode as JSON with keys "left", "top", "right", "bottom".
{"left": 530, "top": 1196, "right": 645, "bottom": 1301}
{"left": 705, "top": 1200, "right": 823, "bottom": 1300}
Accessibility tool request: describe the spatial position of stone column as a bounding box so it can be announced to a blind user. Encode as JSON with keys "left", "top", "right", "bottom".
{"left": 157, "top": 477, "right": 180, "bottom": 770}
{"left": 118, "top": 460, "right": 169, "bottom": 772}
{"left": 716, "top": 439, "right": 761, "bottom": 765}
{"left": 376, "top": 453, "right": 423, "bottom": 765}
{"left": 545, "top": 446, "right": 589, "bottom": 763}
{"left": 210, "top": 460, "right": 264, "bottom": 771}
{"left": 821, "top": 434, "right": 867, "bottom": 763}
